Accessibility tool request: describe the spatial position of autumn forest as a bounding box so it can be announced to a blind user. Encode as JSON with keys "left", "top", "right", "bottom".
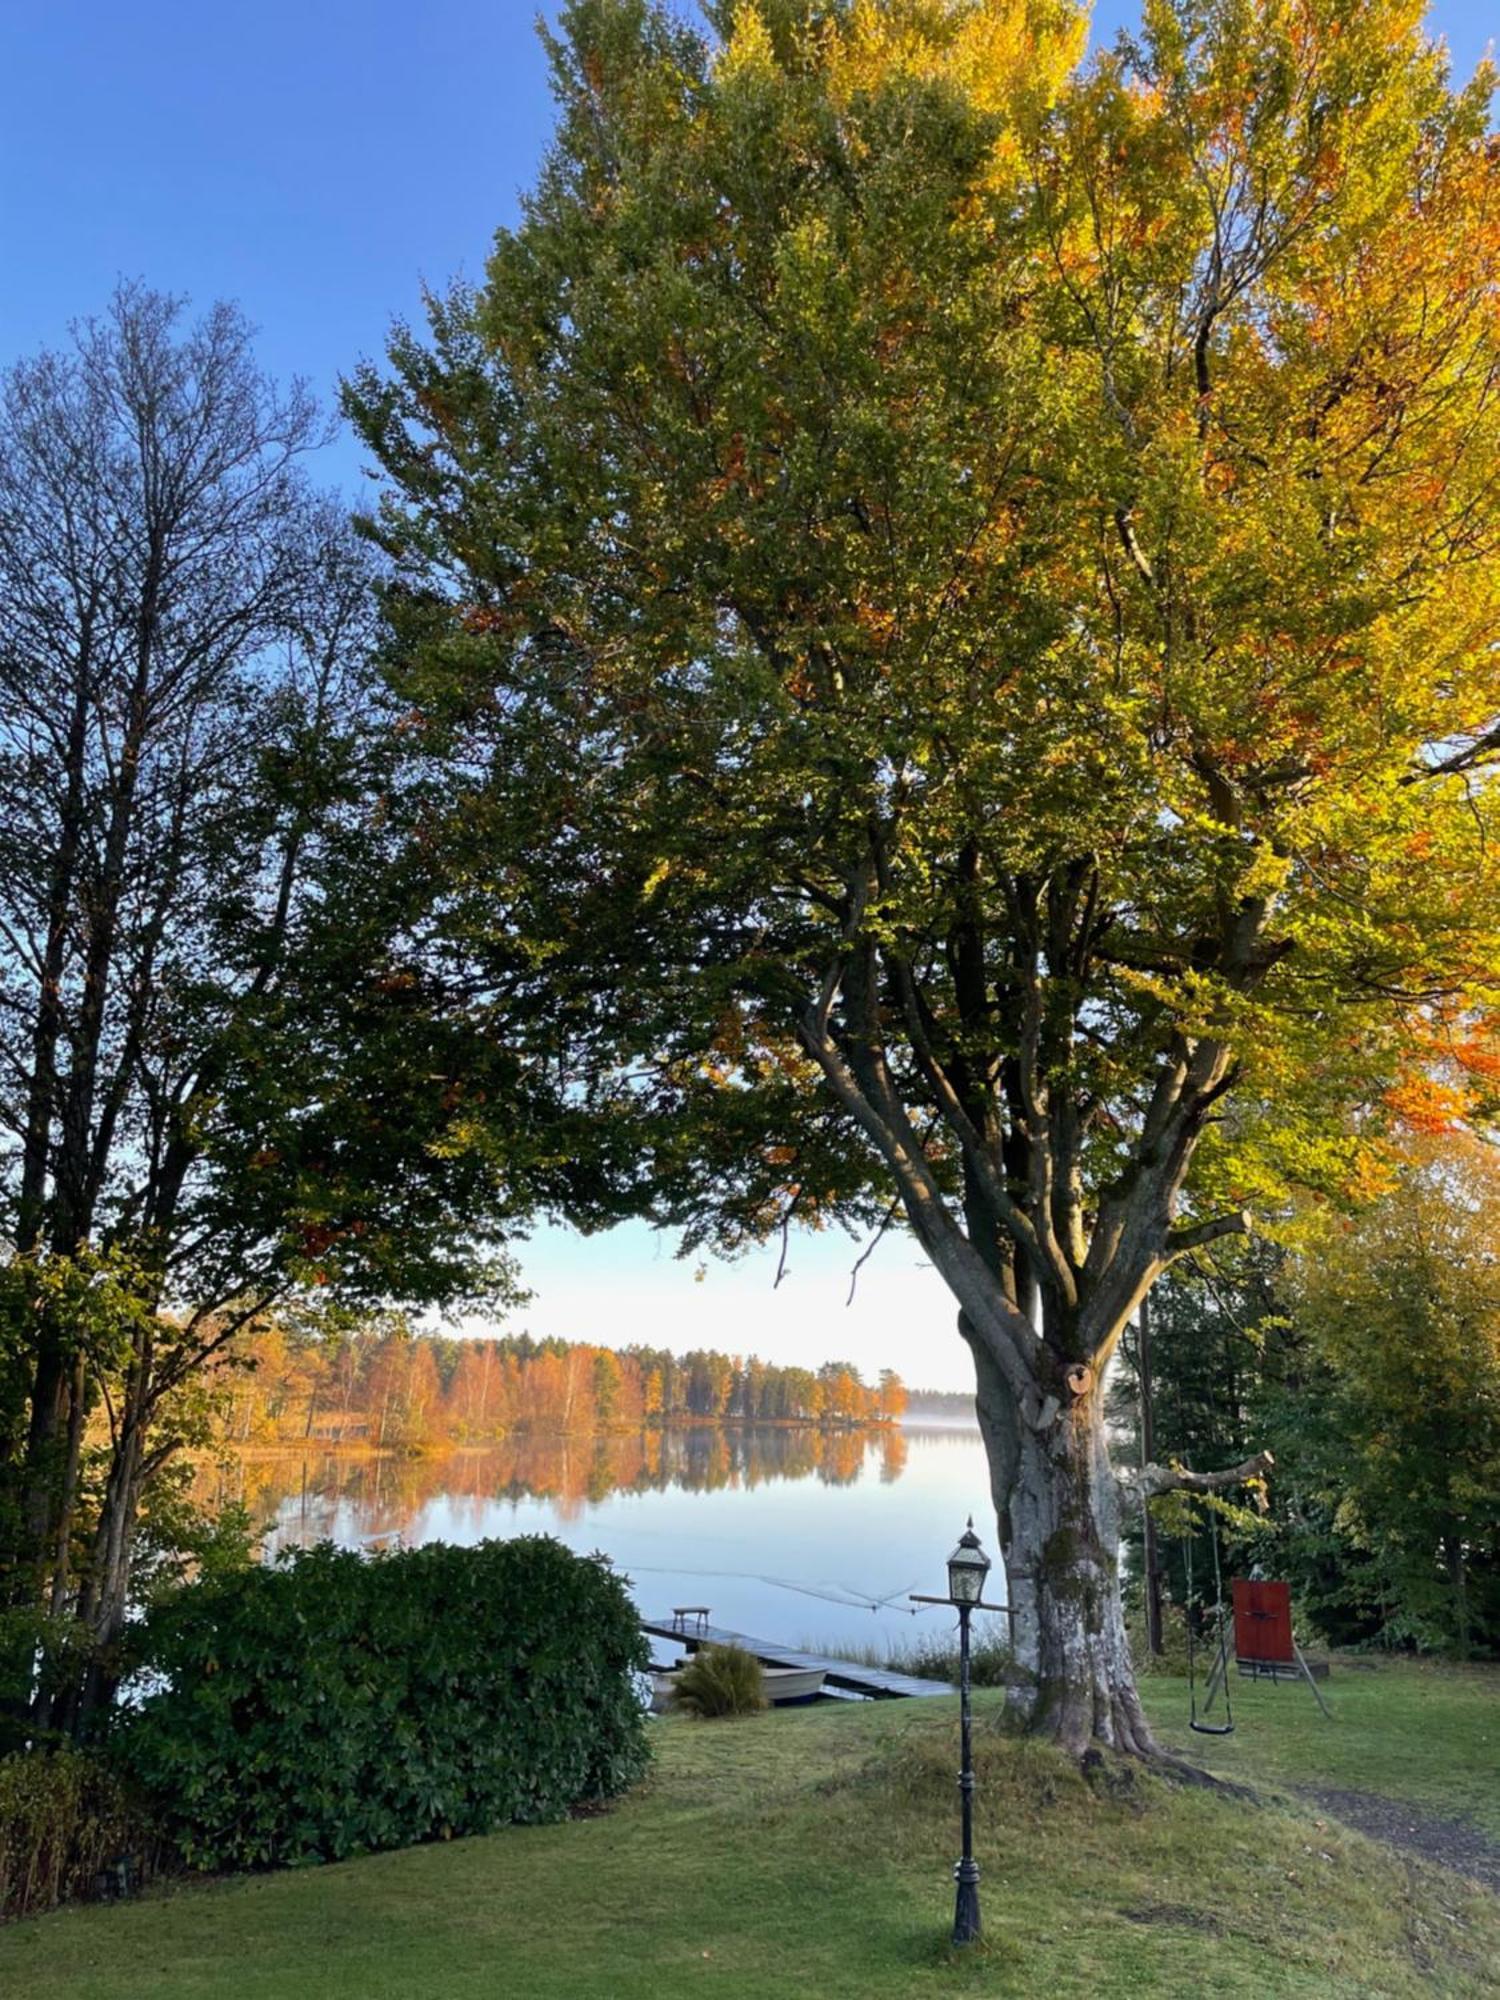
{"left": 215, "top": 1325, "right": 909, "bottom": 1453}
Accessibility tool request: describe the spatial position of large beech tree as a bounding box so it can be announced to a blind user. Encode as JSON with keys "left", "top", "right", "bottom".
{"left": 348, "top": 0, "right": 1500, "bottom": 1754}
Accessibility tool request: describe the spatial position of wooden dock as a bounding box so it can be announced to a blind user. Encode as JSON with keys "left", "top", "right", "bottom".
{"left": 641, "top": 1616, "right": 954, "bottom": 1701}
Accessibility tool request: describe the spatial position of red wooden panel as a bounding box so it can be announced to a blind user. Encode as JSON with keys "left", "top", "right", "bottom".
{"left": 1232, "top": 1578, "right": 1294, "bottom": 1665}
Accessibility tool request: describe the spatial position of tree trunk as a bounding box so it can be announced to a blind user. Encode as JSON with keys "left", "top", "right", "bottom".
{"left": 13, "top": 1313, "right": 98, "bottom": 1651}
{"left": 1137, "top": 1296, "right": 1165, "bottom": 1657}
{"left": 46, "top": 1348, "right": 89, "bottom": 1617}
{"left": 970, "top": 1333, "right": 1157, "bottom": 1758}
{"left": 68, "top": 1411, "right": 149, "bottom": 1730}
{"left": 1444, "top": 1532, "right": 1471, "bottom": 1661}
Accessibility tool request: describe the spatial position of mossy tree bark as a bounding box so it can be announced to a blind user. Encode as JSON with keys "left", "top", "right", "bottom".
{"left": 972, "top": 1340, "right": 1154, "bottom": 1755}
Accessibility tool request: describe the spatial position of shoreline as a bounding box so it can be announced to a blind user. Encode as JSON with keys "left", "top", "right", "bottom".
{"left": 198, "top": 1416, "right": 907, "bottom": 1465}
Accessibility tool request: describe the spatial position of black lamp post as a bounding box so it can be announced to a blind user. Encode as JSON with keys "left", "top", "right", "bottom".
{"left": 912, "top": 1517, "right": 1002, "bottom": 1947}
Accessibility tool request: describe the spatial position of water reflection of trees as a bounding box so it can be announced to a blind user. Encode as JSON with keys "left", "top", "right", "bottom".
{"left": 201, "top": 1423, "right": 912, "bottom": 1550}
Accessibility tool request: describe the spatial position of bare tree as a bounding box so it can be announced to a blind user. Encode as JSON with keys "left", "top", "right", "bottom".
{"left": 0, "top": 286, "right": 369, "bottom": 1719}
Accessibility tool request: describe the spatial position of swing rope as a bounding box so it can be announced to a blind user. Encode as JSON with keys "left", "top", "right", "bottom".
{"left": 1185, "top": 1503, "right": 1234, "bottom": 1736}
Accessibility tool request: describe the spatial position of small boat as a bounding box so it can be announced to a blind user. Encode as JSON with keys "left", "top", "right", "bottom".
{"left": 759, "top": 1666, "right": 827, "bottom": 1703}
{"left": 650, "top": 1663, "right": 827, "bottom": 1709}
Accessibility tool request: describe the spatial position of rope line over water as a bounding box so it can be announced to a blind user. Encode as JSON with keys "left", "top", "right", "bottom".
{"left": 621, "top": 1561, "right": 925, "bottom": 1614}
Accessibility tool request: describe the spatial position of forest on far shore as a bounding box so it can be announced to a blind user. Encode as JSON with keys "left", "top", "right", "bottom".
{"left": 212, "top": 1325, "right": 909, "bottom": 1452}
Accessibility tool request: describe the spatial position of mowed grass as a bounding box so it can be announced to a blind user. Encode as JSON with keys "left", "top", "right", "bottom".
{"left": 1141, "top": 1655, "right": 1500, "bottom": 1840}
{"left": 2, "top": 1664, "right": 1497, "bottom": 2000}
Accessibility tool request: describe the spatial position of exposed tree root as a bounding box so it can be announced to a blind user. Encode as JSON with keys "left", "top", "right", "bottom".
{"left": 1135, "top": 1750, "right": 1259, "bottom": 1801}
{"left": 1019, "top": 1702, "right": 1260, "bottom": 1799}
{"left": 1065, "top": 1737, "right": 1259, "bottom": 1799}
{"left": 995, "top": 1678, "right": 1262, "bottom": 1799}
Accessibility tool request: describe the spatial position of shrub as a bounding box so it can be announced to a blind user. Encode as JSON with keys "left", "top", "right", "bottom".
{"left": 670, "top": 1644, "right": 766, "bottom": 1718}
{"left": 0, "top": 1749, "right": 161, "bottom": 1921}
{"left": 112, "top": 1535, "right": 650, "bottom": 1871}
{"left": 809, "top": 1617, "right": 1012, "bottom": 1688}
{"left": 898, "top": 1626, "right": 1014, "bottom": 1688}
{"left": 1125, "top": 1601, "right": 1194, "bottom": 1677}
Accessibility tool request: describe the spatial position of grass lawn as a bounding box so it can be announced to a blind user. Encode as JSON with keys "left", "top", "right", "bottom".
{"left": 2, "top": 1661, "right": 1496, "bottom": 2000}
{"left": 1141, "top": 1656, "right": 1500, "bottom": 1841}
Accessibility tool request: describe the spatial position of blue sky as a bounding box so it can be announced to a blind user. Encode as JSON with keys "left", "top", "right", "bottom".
{"left": 3, "top": 2, "right": 1493, "bottom": 1388}
{"left": 0, "top": 2, "right": 560, "bottom": 490}
{"left": 4, "top": 2, "right": 1491, "bottom": 486}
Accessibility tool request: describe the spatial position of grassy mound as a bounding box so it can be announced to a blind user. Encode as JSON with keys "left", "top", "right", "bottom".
{"left": 0, "top": 1686, "right": 1495, "bottom": 1998}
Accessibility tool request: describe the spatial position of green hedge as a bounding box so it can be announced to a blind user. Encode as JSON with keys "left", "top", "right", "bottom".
{"left": 113, "top": 1536, "right": 650, "bottom": 1871}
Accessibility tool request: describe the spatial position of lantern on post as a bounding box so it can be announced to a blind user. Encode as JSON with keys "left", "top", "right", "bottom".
{"left": 912, "top": 1517, "right": 1003, "bottom": 1946}
{"left": 947, "top": 1519, "right": 991, "bottom": 1606}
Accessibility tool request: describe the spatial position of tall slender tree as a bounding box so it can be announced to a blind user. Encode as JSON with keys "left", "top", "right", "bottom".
{"left": 0, "top": 289, "right": 554, "bottom": 1724}
{"left": 347, "top": 0, "right": 1500, "bottom": 1754}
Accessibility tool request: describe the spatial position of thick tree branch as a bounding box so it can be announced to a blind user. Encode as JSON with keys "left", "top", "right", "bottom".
{"left": 809, "top": 853, "right": 875, "bottom": 1041}
{"left": 1135, "top": 1449, "right": 1275, "bottom": 1507}
{"left": 884, "top": 946, "right": 1060, "bottom": 1292}
{"left": 796, "top": 1002, "right": 1043, "bottom": 1398}
{"left": 1402, "top": 723, "right": 1500, "bottom": 786}
{"left": 1164, "top": 1210, "right": 1251, "bottom": 1260}
{"left": 1113, "top": 506, "right": 1155, "bottom": 587}
{"left": 998, "top": 875, "right": 1081, "bottom": 1311}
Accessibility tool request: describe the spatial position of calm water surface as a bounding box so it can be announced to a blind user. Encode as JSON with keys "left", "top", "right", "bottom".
{"left": 221, "top": 1423, "right": 998, "bottom": 1661}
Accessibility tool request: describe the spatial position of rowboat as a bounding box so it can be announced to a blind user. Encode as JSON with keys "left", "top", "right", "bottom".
{"left": 650, "top": 1663, "right": 827, "bottom": 1708}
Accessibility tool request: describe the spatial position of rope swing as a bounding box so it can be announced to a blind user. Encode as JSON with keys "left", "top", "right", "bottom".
{"left": 1184, "top": 1504, "right": 1234, "bottom": 1737}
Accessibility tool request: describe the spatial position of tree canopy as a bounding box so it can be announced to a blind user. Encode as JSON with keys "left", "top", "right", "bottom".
{"left": 349, "top": 0, "right": 1500, "bottom": 1750}
{"left": 1283, "top": 1140, "right": 1500, "bottom": 1655}
{"left": 1114, "top": 1144, "right": 1500, "bottom": 1660}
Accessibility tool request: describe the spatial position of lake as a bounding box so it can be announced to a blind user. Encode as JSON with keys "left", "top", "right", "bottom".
{"left": 209, "top": 1422, "right": 1000, "bottom": 1663}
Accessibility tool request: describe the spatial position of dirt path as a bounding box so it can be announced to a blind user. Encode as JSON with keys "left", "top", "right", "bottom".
{"left": 1301, "top": 1786, "right": 1500, "bottom": 1893}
